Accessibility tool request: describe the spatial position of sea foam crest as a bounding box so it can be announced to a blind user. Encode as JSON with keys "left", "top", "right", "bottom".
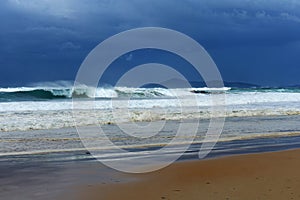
{"left": 0, "top": 86, "right": 230, "bottom": 100}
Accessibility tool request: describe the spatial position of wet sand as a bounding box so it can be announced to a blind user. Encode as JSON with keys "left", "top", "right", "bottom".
{"left": 74, "top": 149, "right": 300, "bottom": 200}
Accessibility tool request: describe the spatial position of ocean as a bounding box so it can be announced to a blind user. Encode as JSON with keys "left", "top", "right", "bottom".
{"left": 1, "top": 85, "right": 300, "bottom": 161}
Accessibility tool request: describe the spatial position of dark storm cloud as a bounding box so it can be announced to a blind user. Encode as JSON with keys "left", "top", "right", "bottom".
{"left": 0, "top": 0, "right": 300, "bottom": 86}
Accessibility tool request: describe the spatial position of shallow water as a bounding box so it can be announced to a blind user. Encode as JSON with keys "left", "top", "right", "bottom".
{"left": 1, "top": 115, "right": 300, "bottom": 161}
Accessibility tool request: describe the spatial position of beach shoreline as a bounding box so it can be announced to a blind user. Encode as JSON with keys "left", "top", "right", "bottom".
{"left": 71, "top": 148, "right": 300, "bottom": 200}
{"left": 2, "top": 133, "right": 300, "bottom": 200}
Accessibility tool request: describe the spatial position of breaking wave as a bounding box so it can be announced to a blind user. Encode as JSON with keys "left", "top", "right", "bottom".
{"left": 0, "top": 86, "right": 231, "bottom": 101}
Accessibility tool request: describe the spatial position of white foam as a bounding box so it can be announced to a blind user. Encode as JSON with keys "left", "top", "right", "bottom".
{"left": 1, "top": 89, "right": 300, "bottom": 132}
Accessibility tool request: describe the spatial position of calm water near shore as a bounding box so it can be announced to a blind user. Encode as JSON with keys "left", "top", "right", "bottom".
{"left": 1, "top": 115, "right": 300, "bottom": 160}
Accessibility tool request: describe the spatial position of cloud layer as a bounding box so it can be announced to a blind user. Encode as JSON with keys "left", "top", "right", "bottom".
{"left": 1, "top": 0, "right": 300, "bottom": 86}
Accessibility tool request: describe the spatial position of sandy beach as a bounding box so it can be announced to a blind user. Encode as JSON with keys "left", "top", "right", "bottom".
{"left": 73, "top": 149, "right": 300, "bottom": 200}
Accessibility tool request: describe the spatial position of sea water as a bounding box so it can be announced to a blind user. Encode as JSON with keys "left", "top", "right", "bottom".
{"left": 0, "top": 85, "right": 300, "bottom": 159}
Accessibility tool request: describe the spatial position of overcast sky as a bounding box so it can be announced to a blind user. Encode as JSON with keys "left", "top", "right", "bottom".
{"left": 1, "top": 0, "right": 300, "bottom": 86}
